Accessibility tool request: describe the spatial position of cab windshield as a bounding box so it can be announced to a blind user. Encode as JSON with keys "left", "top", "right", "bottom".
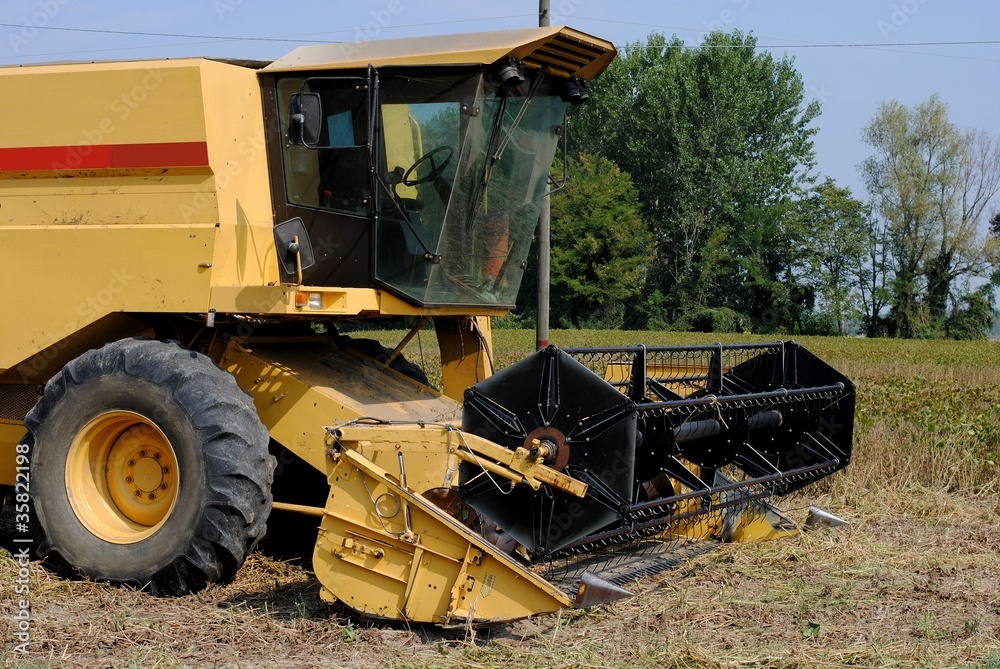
{"left": 375, "top": 69, "right": 565, "bottom": 307}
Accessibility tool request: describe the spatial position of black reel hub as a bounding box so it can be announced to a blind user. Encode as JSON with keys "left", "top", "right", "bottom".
{"left": 461, "top": 346, "right": 637, "bottom": 556}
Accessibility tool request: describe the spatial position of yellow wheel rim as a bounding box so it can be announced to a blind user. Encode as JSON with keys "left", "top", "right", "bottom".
{"left": 65, "top": 410, "right": 180, "bottom": 545}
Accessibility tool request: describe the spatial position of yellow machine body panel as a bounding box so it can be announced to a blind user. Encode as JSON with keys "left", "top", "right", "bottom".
{"left": 220, "top": 339, "right": 462, "bottom": 472}
{"left": 0, "top": 225, "right": 216, "bottom": 371}
{"left": 0, "top": 60, "right": 207, "bottom": 150}
{"left": 0, "top": 58, "right": 275, "bottom": 372}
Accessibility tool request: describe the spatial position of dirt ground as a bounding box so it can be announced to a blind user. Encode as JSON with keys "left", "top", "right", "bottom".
{"left": 2, "top": 486, "right": 999, "bottom": 669}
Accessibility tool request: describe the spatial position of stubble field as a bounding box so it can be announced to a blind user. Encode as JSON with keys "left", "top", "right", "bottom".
{"left": 2, "top": 330, "right": 999, "bottom": 668}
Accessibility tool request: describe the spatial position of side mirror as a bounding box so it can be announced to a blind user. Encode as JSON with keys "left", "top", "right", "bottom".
{"left": 274, "top": 217, "right": 316, "bottom": 283}
{"left": 288, "top": 93, "right": 323, "bottom": 146}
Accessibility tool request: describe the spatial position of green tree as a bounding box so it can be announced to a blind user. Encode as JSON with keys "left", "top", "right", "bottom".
{"left": 945, "top": 285, "right": 997, "bottom": 340}
{"left": 693, "top": 203, "right": 807, "bottom": 332}
{"left": 796, "top": 179, "right": 871, "bottom": 334}
{"left": 926, "top": 130, "right": 1000, "bottom": 320}
{"left": 547, "top": 154, "right": 654, "bottom": 328}
{"left": 861, "top": 95, "right": 1000, "bottom": 338}
{"left": 572, "top": 31, "right": 820, "bottom": 328}
{"left": 855, "top": 216, "right": 893, "bottom": 337}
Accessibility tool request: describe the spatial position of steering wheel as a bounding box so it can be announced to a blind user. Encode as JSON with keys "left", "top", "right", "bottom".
{"left": 402, "top": 146, "right": 454, "bottom": 186}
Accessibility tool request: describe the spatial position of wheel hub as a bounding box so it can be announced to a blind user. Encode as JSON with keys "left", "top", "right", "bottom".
{"left": 65, "top": 411, "right": 180, "bottom": 544}
{"left": 132, "top": 456, "right": 164, "bottom": 493}
{"left": 105, "top": 424, "right": 176, "bottom": 526}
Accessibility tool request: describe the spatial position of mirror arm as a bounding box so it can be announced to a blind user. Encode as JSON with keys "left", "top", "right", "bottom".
{"left": 292, "top": 236, "right": 303, "bottom": 286}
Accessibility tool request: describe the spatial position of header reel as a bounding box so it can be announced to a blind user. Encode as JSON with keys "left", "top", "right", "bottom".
{"left": 461, "top": 342, "right": 854, "bottom": 565}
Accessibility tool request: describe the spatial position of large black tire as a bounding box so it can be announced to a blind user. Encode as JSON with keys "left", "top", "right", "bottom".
{"left": 24, "top": 339, "right": 274, "bottom": 595}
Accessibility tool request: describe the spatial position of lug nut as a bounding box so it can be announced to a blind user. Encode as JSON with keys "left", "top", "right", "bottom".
{"left": 148, "top": 493, "right": 156, "bottom": 500}
{"left": 153, "top": 453, "right": 160, "bottom": 460}
{"left": 139, "top": 450, "right": 146, "bottom": 457}
{"left": 160, "top": 484, "right": 167, "bottom": 491}
{"left": 128, "top": 460, "right": 135, "bottom": 466}
{"left": 125, "top": 476, "right": 133, "bottom": 483}
{"left": 134, "top": 490, "right": 141, "bottom": 497}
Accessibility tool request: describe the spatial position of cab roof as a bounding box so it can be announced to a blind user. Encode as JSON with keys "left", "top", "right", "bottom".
{"left": 263, "top": 26, "right": 616, "bottom": 81}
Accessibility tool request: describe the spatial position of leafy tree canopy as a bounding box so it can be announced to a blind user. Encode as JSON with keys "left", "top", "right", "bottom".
{"left": 571, "top": 30, "right": 820, "bottom": 328}
{"left": 548, "top": 154, "right": 654, "bottom": 329}
{"left": 861, "top": 95, "right": 1000, "bottom": 338}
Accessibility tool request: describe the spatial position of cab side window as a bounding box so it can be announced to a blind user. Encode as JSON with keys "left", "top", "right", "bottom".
{"left": 278, "top": 78, "right": 371, "bottom": 216}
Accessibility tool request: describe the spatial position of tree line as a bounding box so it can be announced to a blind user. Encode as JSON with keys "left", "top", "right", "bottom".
{"left": 513, "top": 31, "right": 1000, "bottom": 339}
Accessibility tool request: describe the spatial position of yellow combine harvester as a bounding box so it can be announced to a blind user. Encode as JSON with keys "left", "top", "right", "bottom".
{"left": 0, "top": 27, "right": 854, "bottom": 624}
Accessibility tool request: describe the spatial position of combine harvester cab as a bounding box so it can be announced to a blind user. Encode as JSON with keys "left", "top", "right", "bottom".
{"left": 0, "top": 24, "right": 854, "bottom": 626}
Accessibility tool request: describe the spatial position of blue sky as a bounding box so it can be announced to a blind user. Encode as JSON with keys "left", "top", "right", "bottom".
{"left": 2, "top": 0, "right": 997, "bottom": 200}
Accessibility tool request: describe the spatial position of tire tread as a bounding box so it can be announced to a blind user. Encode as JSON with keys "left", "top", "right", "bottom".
{"left": 26, "top": 338, "right": 274, "bottom": 596}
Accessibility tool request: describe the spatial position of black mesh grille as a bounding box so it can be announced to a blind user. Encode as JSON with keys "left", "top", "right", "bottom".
{"left": 0, "top": 384, "right": 39, "bottom": 422}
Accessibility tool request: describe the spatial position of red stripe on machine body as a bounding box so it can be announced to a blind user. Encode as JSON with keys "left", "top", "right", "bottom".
{"left": 0, "top": 141, "right": 210, "bottom": 171}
